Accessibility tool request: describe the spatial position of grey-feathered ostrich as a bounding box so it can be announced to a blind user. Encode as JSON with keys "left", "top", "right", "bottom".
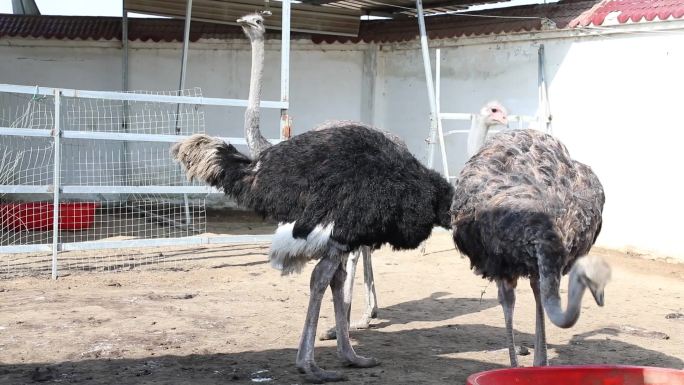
{"left": 236, "top": 12, "right": 405, "bottom": 340}
{"left": 172, "top": 129, "right": 453, "bottom": 381}
{"left": 451, "top": 121, "right": 611, "bottom": 366}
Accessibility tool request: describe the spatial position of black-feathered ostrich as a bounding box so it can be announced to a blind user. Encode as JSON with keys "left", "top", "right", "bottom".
{"left": 312, "top": 101, "right": 507, "bottom": 339}
{"left": 236, "top": 12, "right": 406, "bottom": 340}
{"left": 172, "top": 129, "right": 453, "bottom": 381}
{"left": 451, "top": 119, "right": 611, "bottom": 366}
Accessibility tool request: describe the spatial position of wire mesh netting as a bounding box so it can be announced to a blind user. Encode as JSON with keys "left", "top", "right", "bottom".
{"left": 0, "top": 88, "right": 210, "bottom": 277}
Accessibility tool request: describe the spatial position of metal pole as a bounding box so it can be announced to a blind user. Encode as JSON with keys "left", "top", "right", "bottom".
{"left": 279, "top": 0, "right": 292, "bottom": 139}
{"left": 178, "top": 0, "right": 193, "bottom": 225}
{"left": 121, "top": 7, "right": 131, "bottom": 201}
{"left": 434, "top": 48, "right": 449, "bottom": 180}
{"left": 416, "top": 0, "right": 448, "bottom": 176}
{"left": 178, "top": 0, "right": 193, "bottom": 100}
{"left": 122, "top": 8, "right": 129, "bottom": 92}
{"left": 51, "top": 90, "right": 62, "bottom": 280}
{"left": 538, "top": 44, "right": 552, "bottom": 134}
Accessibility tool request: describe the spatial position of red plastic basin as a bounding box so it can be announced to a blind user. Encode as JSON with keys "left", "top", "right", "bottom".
{"left": 0, "top": 202, "right": 99, "bottom": 231}
{"left": 467, "top": 365, "right": 684, "bottom": 385}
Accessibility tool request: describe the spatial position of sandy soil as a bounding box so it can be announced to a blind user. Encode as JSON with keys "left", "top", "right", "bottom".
{"left": 0, "top": 232, "right": 683, "bottom": 384}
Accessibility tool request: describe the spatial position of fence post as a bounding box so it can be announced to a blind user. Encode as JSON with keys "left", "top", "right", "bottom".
{"left": 280, "top": 0, "right": 292, "bottom": 139}
{"left": 51, "top": 89, "right": 62, "bottom": 279}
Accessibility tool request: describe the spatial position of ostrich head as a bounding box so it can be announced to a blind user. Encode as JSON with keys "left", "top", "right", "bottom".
{"left": 571, "top": 254, "right": 612, "bottom": 306}
{"left": 237, "top": 11, "right": 269, "bottom": 41}
{"left": 480, "top": 101, "right": 509, "bottom": 127}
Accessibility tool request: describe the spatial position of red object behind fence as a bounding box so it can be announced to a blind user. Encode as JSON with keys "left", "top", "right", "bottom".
{"left": 467, "top": 365, "right": 684, "bottom": 385}
{"left": 0, "top": 202, "right": 98, "bottom": 231}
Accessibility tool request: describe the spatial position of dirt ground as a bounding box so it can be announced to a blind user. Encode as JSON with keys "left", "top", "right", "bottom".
{"left": 1, "top": 231, "right": 683, "bottom": 384}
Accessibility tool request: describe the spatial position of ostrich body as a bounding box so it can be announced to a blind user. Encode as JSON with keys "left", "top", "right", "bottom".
{"left": 451, "top": 127, "right": 611, "bottom": 366}
{"left": 172, "top": 125, "right": 454, "bottom": 382}
{"left": 237, "top": 13, "right": 406, "bottom": 340}
{"left": 313, "top": 120, "right": 409, "bottom": 340}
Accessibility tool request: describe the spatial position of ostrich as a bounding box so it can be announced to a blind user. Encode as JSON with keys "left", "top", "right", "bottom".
{"left": 172, "top": 125, "right": 454, "bottom": 382}
{"left": 315, "top": 100, "right": 506, "bottom": 340}
{"left": 467, "top": 101, "right": 509, "bottom": 157}
{"left": 451, "top": 124, "right": 611, "bottom": 367}
{"left": 236, "top": 12, "right": 406, "bottom": 340}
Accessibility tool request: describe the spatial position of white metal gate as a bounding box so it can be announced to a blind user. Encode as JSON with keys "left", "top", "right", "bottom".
{"left": 0, "top": 84, "right": 282, "bottom": 278}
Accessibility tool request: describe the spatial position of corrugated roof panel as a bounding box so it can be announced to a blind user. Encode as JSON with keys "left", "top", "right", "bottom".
{"left": 9, "top": 1, "right": 678, "bottom": 45}
{"left": 124, "top": 0, "right": 362, "bottom": 36}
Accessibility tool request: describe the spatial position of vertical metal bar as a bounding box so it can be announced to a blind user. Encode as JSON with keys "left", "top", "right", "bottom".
{"left": 435, "top": 49, "right": 441, "bottom": 112}
{"left": 121, "top": 7, "right": 131, "bottom": 202}
{"left": 51, "top": 90, "right": 62, "bottom": 280}
{"left": 122, "top": 7, "right": 129, "bottom": 93}
{"left": 434, "top": 48, "right": 449, "bottom": 180}
{"left": 279, "top": 0, "right": 292, "bottom": 139}
{"left": 538, "top": 44, "right": 552, "bottom": 134}
{"left": 174, "top": 0, "right": 193, "bottom": 134}
{"left": 416, "top": 1, "right": 448, "bottom": 176}
{"left": 177, "top": 0, "right": 194, "bottom": 225}
{"left": 178, "top": 0, "right": 193, "bottom": 98}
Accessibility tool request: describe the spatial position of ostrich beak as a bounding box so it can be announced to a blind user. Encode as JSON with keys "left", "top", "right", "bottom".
{"left": 589, "top": 286, "right": 605, "bottom": 307}
{"left": 493, "top": 112, "right": 508, "bottom": 127}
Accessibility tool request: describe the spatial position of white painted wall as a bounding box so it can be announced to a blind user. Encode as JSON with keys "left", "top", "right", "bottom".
{"left": 0, "top": 38, "right": 365, "bottom": 140}
{"left": 376, "top": 30, "right": 684, "bottom": 260}
{"left": 2, "top": 27, "right": 683, "bottom": 260}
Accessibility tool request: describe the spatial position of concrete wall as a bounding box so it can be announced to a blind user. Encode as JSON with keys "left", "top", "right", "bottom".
{"left": 2, "top": 27, "right": 683, "bottom": 260}
{"left": 374, "top": 31, "right": 684, "bottom": 260}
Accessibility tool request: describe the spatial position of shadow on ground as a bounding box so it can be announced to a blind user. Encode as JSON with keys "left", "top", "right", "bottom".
{"left": 369, "top": 292, "right": 499, "bottom": 328}
{"left": 2, "top": 322, "right": 681, "bottom": 385}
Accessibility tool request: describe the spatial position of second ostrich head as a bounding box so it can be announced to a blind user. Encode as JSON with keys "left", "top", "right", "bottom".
{"left": 467, "top": 101, "right": 510, "bottom": 157}
{"left": 236, "top": 12, "right": 269, "bottom": 41}
{"left": 541, "top": 254, "right": 612, "bottom": 329}
{"left": 480, "top": 100, "right": 509, "bottom": 127}
{"left": 570, "top": 254, "right": 612, "bottom": 307}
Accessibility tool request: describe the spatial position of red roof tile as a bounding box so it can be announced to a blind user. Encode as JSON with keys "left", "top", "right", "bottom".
{"left": 569, "top": 0, "right": 684, "bottom": 27}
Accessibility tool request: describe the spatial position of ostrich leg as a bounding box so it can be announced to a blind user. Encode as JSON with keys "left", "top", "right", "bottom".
{"left": 497, "top": 278, "right": 519, "bottom": 367}
{"left": 330, "top": 259, "right": 380, "bottom": 368}
{"left": 320, "top": 250, "right": 361, "bottom": 340}
{"left": 356, "top": 245, "right": 379, "bottom": 325}
{"left": 320, "top": 247, "right": 378, "bottom": 341}
{"left": 530, "top": 276, "right": 549, "bottom": 366}
{"left": 296, "top": 257, "right": 347, "bottom": 382}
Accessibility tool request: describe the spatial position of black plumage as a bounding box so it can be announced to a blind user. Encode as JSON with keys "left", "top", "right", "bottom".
{"left": 172, "top": 123, "right": 453, "bottom": 382}
{"left": 175, "top": 124, "right": 453, "bottom": 252}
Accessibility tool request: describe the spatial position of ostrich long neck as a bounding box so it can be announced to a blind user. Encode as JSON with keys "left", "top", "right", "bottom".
{"left": 244, "top": 35, "right": 271, "bottom": 158}
{"left": 537, "top": 254, "right": 587, "bottom": 328}
{"left": 467, "top": 115, "right": 489, "bottom": 157}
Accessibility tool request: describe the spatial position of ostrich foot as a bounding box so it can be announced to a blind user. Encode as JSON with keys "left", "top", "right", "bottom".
{"left": 340, "top": 354, "right": 380, "bottom": 368}
{"left": 319, "top": 316, "right": 374, "bottom": 341}
{"left": 296, "top": 361, "right": 347, "bottom": 383}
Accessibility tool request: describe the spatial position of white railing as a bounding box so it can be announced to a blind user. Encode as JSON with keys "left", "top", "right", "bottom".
{"left": 0, "top": 84, "right": 280, "bottom": 277}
